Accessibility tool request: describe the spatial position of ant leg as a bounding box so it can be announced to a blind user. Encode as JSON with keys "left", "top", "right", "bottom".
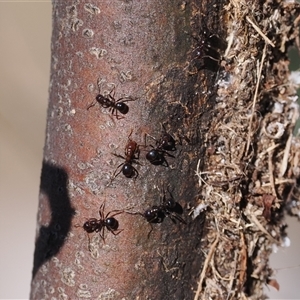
{"left": 109, "top": 161, "right": 125, "bottom": 184}
{"left": 131, "top": 165, "right": 139, "bottom": 180}
{"left": 161, "top": 150, "right": 175, "bottom": 158}
{"left": 169, "top": 213, "right": 187, "bottom": 224}
{"left": 124, "top": 210, "right": 155, "bottom": 237}
{"left": 201, "top": 55, "right": 220, "bottom": 62}
{"left": 161, "top": 123, "right": 168, "bottom": 133}
{"left": 116, "top": 97, "right": 136, "bottom": 104}
{"left": 116, "top": 113, "right": 124, "bottom": 120}
{"left": 109, "top": 85, "right": 116, "bottom": 98}
{"left": 86, "top": 233, "right": 92, "bottom": 252}
{"left": 146, "top": 133, "right": 158, "bottom": 143}
{"left": 112, "top": 153, "right": 126, "bottom": 160}
{"left": 147, "top": 223, "right": 154, "bottom": 239}
{"left": 159, "top": 155, "right": 169, "bottom": 167}
{"left": 99, "top": 228, "right": 105, "bottom": 243}
{"left": 109, "top": 107, "right": 117, "bottom": 119}
{"left": 112, "top": 107, "right": 124, "bottom": 120}
{"left": 87, "top": 101, "right": 97, "bottom": 110}
{"left": 159, "top": 150, "right": 176, "bottom": 167}
{"left": 127, "top": 128, "right": 134, "bottom": 140}
{"left": 109, "top": 228, "right": 124, "bottom": 236}
{"left": 106, "top": 210, "right": 124, "bottom": 219}
{"left": 138, "top": 134, "right": 149, "bottom": 154}
{"left": 135, "top": 146, "right": 140, "bottom": 160}
{"left": 99, "top": 203, "right": 105, "bottom": 220}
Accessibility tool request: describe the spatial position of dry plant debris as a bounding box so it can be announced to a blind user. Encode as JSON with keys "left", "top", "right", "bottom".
{"left": 193, "top": 0, "right": 300, "bottom": 299}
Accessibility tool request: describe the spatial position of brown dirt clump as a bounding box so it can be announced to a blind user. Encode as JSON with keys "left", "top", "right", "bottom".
{"left": 193, "top": 1, "right": 300, "bottom": 299}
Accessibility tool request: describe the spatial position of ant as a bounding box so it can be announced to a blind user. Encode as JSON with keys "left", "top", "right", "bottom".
{"left": 78, "top": 202, "right": 124, "bottom": 251}
{"left": 142, "top": 187, "right": 186, "bottom": 237}
{"left": 87, "top": 86, "right": 135, "bottom": 119}
{"left": 188, "top": 25, "right": 225, "bottom": 72}
{"left": 193, "top": 29, "right": 220, "bottom": 61}
{"left": 111, "top": 130, "right": 141, "bottom": 180}
{"left": 145, "top": 127, "right": 176, "bottom": 166}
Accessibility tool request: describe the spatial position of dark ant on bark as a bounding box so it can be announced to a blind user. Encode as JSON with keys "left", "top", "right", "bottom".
{"left": 189, "top": 25, "right": 225, "bottom": 72}
{"left": 87, "top": 86, "right": 135, "bottom": 119}
{"left": 145, "top": 127, "right": 176, "bottom": 166}
{"left": 156, "top": 131, "right": 176, "bottom": 151}
{"left": 193, "top": 30, "right": 220, "bottom": 61}
{"left": 77, "top": 202, "right": 124, "bottom": 251}
{"left": 111, "top": 129, "right": 141, "bottom": 181}
{"left": 142, "top": 187, "right": 186, "bottom": 237}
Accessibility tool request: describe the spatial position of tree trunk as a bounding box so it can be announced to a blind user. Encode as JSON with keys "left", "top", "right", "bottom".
{"left": 30, "top": 1, "right": 300, "bottom": 299}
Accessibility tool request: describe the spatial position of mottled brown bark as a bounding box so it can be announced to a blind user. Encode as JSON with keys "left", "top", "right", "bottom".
{"left": 30, "top": 0, "right": 300, "bottom": 299}
{"left": 30, "top": 1, "right": 225, "bottom": 299}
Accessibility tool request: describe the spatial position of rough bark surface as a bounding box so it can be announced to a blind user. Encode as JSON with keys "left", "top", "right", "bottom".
{"left": 30, "top": 0, "right": 300, "bottom": 300}
{"left": 30, "top": 1, "right": 223, "bottom": 299}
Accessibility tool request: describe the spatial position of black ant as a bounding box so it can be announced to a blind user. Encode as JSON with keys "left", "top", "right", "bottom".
{"left": 77, "top": 202, "right": 124, "bottom": 251}
{"left": 193, "top": 30, "right": 220, "bottom": 61}
{"left": 111, "top": 130, "right": 141, "bottom": 180}
{"left": 142, "top": 187, "right": 186, "bottom": 237}
{"left": 156, "top": 131, "right": 176, "bottom": 151}
{"left": 145, "top": 128, "right": 176, "bottom": 166}
{"left": 188, "top": 25, "right": 225, "bottom": 72}
{"left": 87, "top": 86, "right": 135, "bottom": 119}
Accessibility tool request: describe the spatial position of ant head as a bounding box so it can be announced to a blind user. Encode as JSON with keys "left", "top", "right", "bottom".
{"left": 83, "top": 218, "right": 99, "bottom": 233}
{"left": 96, "top": 94, "right": 111, "bottom": 108}
{"left": 160, "top": 133, "right": 176, "bottom": 151}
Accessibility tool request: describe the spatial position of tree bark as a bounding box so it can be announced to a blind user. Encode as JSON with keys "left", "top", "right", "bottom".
{"left": 30, "top": 0, "right": 300, "bottom": 299}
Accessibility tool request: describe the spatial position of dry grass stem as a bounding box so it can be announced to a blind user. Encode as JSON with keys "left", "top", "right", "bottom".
{"left": 280, "top": 132, "right": 292, "bottom": 177}
{"left": 194, "top": 234, "right": 220, "bottom": 300}
{"left": 246, "top": 44, "right": 267, "bottom": 154}
{"left": 268, "top": 148, "right": 277, "bottom": 197}
{"left": 245, "top": 16, "right": 275, "bottom": 47}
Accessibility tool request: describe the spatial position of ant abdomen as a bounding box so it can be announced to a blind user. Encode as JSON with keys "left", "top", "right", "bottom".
{"left": 122, "top": 163, "right": 137, "bottom": 178}
{"left": 96, "top": 94, "right": 111, "bottom": 108}
{"left": 116, "top": 102, "right": 129, "bottom": 114}
{"left": 105, "top": 218, "right": 119, "bottom": 231}
{"left": 83, "top": 218, "right": 99, "bottom": 233}
{"left": 146, "top": 149, "right": 164, "bottom": 165}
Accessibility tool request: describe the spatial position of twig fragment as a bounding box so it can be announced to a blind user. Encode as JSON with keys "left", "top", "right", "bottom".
{"left": 246, "top": 16, "right": 275, "bottom": 47}
{"left": 246, "top": 44, "right": 267, "bottom": 154}
{"left": 194, "top": 234, "right": 220, "bottom": 300}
